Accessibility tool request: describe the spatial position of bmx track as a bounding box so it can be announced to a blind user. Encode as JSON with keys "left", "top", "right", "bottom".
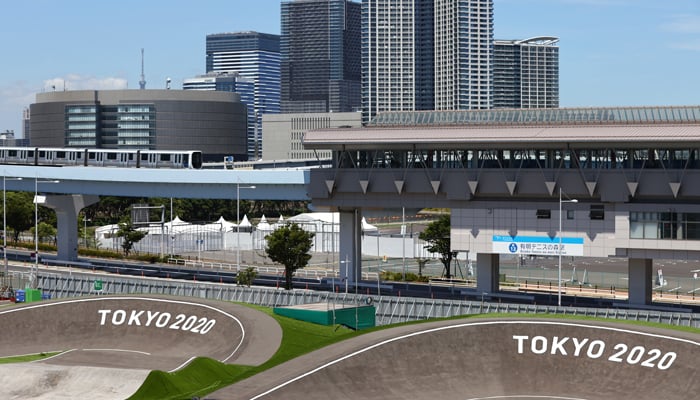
{"left": 0, "top": 296, "right": 281, "bottom": 399}
{"left": 0, "top": 295, "right": 698, "bottom": 399}
{"left": 213, "top": 317, "right": 699, "bottom": 400}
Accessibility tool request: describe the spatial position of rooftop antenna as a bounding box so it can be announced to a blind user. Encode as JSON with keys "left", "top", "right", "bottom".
{"left": 139, "top": 48, "right": 147, "bottom": 89}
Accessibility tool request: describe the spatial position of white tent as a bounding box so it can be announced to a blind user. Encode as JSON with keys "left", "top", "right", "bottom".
{"left": 288, "top": 212, "right": 378, "bottom": 232}
{"left": 361, "top": 217, "right": 378, "bottom": 232}
{"left": 214, "top": 215, "right": 237, "bottom": 232}
{"left": 167, "top": 216, "right": 190, "bottom": 233}
{"left": 257, "top": 215, "right": 273, "bottom": 231}
{"left": 239, "top": 215, "right": 252, "bottom": 228}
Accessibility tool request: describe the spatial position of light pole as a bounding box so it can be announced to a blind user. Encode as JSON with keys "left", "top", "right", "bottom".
{"left": 558, "top": 187, "right": 578, "bottom": 307}
{"left": 236, "top": 182, "right": 255, "bottom": 269}
{"left": 83, "top": 213, "right": 91, "bottom": 248}
{"left": 3, "top": 175, "right": 22, "bottom": 284}
{"left": 33, "top": 178, "right": 59, "bottom": 289}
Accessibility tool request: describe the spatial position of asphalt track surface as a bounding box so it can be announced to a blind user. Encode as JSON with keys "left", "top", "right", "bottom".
{"left": 0, "top": 296, "right": 282, "bottom": 399}
{"left": 212, "top": 318, "right": 699, "bottom": 400}
{"left": 1, "top": 295, "right": 698, "bottom": 400}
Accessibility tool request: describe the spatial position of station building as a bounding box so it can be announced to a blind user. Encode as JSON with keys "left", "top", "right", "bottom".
{"left": 303, "top": 106, "right": 700, "bottom": 306}
{"left": 29, "top": 89, "right": 248, "bottom": 162}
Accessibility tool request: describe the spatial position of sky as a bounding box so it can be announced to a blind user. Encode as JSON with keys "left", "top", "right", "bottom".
{"left": 1, "top": 0, "right": 698, "bottom": 137}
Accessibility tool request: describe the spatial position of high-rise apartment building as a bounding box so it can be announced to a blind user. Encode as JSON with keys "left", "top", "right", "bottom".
{"left": 494, "top": 37, "right": 559, "bottom": 109}
{"left": 206, "top": 31, "right": 281, "bottom": 159}
{"left": 362, "top": 0, "right": 493, "bottom": 123}
{"left": 280, "top": 0, "right": 361, "bottom": 113}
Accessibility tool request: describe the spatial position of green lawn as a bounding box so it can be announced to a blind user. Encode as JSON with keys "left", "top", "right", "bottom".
{"left": 0, "top": 352, "right": 60, "bottom": 364}
{"left": 128, "top": 304, "right": 364, "bottom": 400}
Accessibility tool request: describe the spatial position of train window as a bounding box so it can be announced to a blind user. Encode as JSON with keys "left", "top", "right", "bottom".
{"left": 128, "top": 154, "right": 134, "bottom": 161}
{"left": 39, "top": 151, "right": 46, "bottom": 157}
{"left": 141, "top": 154, "right": 148, "bottom": 161}
{"left": 8, "top": 150, "right": 17, "bottom": 157}
{"left": 160, "top": 154, "right": 171, "bottom": 162}
{"left": 27, "top": 151, "right": 34, "bottom": 157}
{"left": 89, "top": 152, "right": 96, "bottom": 160}
{"left": 57, "top": 151, "right": 66, "bottom": 158}
{"left": 107, "top": 153, "right": 117, "bottom": 160}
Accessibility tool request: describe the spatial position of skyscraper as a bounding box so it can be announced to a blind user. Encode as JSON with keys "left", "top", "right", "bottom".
{"left": 206, "top": 31, "right": 281, "bottom": 159}
{"left": 494, "top": 37, "right": 559, "bottom": 109}
{"left": 280, "top": 0, "right": 361, "bottom": 113}
{"left": 362, "top": 0, "right": 494, "bottom": 123}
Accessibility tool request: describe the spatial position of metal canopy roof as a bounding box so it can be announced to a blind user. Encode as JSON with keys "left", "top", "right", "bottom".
{"left": 367, "top": 106, "right": 700, "bottom": 127}
{"left": 303, "top": 124, "right": 700, "bottom": 150}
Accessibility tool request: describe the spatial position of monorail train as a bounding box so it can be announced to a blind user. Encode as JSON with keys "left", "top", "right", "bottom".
{"left": 0, "top": 147, "right": 203, "bottom": 169}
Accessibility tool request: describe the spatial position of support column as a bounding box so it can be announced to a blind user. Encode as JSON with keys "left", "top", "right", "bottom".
{"left": 42, "top": 195, "right": 99, "bottom": 261}
{"left": 338, "top": 208, "right": 362, "bottom": 284}
{"left": 628, "top": 258, "right": 653, "bottom": 306}
{"left": 476, "top": 253, "right": 500, "bottom": 294}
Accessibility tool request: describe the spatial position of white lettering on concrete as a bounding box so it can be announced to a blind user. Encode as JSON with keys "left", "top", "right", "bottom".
{"left": 511, "top": 335, "right": 676, "bottom": 370}
{"left": 97, "top": 308, "right": 217, "bottom": 335}
{"left": 550, "top": 336, "right": 569, "bottom": 355}
{"left": 112, "top": 310, "right": 126, "bottom": 325}
{"left": 98, "top": 309, "right": 111, "bottom": 325}
{"left": 128, "top": 310, "right": 144, "bottom": 326}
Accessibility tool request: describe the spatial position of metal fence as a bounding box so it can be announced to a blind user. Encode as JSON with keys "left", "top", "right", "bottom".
{"left": 36, "top": 272, "right": 700, "bottom": 329}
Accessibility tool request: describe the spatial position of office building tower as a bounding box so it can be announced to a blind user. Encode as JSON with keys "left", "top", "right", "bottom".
{"left": 362, "top": 0, "right": 494, "bottom": 123}
{"left": 184, "top": 72, "right": 258, "bottom": 159}
{"left": 280, "top": 0, "right": 361, "bottom": 113}
{"left": 494, "top": 37, "right": 559, "bottom": 109}
{"left": 206, "top": 31, "right": 281, "bottom": 160}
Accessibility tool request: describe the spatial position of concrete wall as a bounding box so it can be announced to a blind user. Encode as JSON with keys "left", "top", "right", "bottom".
{"left": 262, "top": 112, "right": 361, "bottom": 161}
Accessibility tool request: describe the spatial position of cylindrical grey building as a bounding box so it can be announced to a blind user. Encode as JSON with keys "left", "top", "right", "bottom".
{"left": 29, "top": 89, "right": 248, "bottom": 162}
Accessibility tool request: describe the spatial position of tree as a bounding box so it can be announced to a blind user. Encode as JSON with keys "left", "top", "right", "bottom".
{"left": 236, "top": 266, "right": 258, "bottom": 287}
{"left": 31, "top": 222, "right": 57, "bottom": 245}
{"left": 419, "top": 214, "right": 453, "bottom": 278}
{"left": 116, "top": 221, "right": 147, "bottom": 256}
{"left": 265, "top": 223, "right": 314, "bottom": 290}
{"left": 3, "top": 192, "right": 34, "bottom": 243}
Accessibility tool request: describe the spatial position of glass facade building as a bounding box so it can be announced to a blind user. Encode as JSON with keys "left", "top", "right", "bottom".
{"left": 362, "top": 0, "right": 493, "bottom": 123}
{"left": 206, "top": 31, "right": 281, "bottom": 160}
{"left": 184, "top": 72, "right": 258, "bottom": 159}
{"left": 65, "top": 104, "right": 156, "bottom": 148}
{"left": 494, "top": 37, "right": 559, "bottom": 109}
{"left": 280, "top": 0, "right": 361, "bottom": 113}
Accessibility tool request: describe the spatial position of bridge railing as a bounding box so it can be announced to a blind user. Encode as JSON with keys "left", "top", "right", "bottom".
{"left": 36, "top": 273, "right": 700, "bottom": 329}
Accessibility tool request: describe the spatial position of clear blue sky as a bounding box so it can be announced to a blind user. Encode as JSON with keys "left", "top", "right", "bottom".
{"left": 1, "top": 0, "right": 698, "bottom": 137}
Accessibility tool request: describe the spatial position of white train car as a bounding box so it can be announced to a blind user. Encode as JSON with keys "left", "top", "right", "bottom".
{"left": 0, "top": 147, "right": 203, "bottom": 169}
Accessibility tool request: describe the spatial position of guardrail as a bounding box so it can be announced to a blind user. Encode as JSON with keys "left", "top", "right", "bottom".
{"left": 167, "top": 258, "right": 379, "bottom": 281}
{"left": 36, "top": 273, "right": 700, "bottom": 329}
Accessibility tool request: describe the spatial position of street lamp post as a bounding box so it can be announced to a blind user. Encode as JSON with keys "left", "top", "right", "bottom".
{"left": 236, "top": 182, "right": 255, "bottom": 269}
{"left": 558, "top": 187, "right": 578, "bottom": 307}
{"left": 83, "top": 213, "right": 91, "bottom": 248}
{"left": 33, "top": 178, "right": 59, "bottom": 289}
{"left": 3, "top": 175, "right": 22, "bottom": 284}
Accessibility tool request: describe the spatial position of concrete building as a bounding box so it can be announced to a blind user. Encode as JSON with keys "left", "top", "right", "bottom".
{"left": 303, "top": 105, "right": 700, "bottom": 306}
{"left": 494, "top": 37, "right": 559, "bottom": 109}
{"left": 206, "top": 31, "right": 281, "bottom": 159}
{"left": 29, "top": 89, "right": 248, "bottom": 162}
{"left": 262, "top": 111, "right": 361, "bottom": 160}
{"left": 362, "top": 0, "right": 493, "bottom": 123}
{"left": 280, "top": 0, "right": 361, "bottom": 113}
